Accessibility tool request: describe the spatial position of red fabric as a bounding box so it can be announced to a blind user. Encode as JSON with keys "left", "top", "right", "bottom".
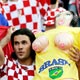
{"left": 38, "top": 0, "right": 50, "bottom": 17}
{"left": 38, "top": 0, "right": 50, "bottom": 6}
{"left": 76, "top": 0, "right": 80, "bottom": 16}
{"left": 0, "top": 56, "right": 35, "bottom": 80}
{"left": 0, "top": 26, "right": 13, "bottom": 57}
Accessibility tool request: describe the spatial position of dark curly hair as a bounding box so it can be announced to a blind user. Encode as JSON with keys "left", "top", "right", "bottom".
{"left": 70, "top": 11, "right": 78, "bottom": 27}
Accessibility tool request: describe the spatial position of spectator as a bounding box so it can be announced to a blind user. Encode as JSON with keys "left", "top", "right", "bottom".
{"left": 61, "top": 0, "right": 69, "bottom": 10}
{"left": 0, "top": 27, "right": 36, "bottom": 80}
{"left": 68, "top": 0, "right": 80, "bottom": 27}
{"left": 0, "top": 0, "right": 51, "bottom": 32}
{"left": 50, "top": 0, "right": 69, "bottom": 10}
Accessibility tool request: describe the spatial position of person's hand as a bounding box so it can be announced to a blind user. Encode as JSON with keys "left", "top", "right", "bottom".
{"left": 7, "top": 26, "right": 16, "bottom": 39}
{"left": 69, "top": 46, "right": 80, "bottom": 62}
{"left": 69, "top": 46, "right": 80, "bottom": 79}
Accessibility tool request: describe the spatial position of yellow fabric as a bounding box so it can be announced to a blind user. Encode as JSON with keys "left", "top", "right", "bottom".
{"left": 33, "top": 26, "right": 80, "bottom": 80}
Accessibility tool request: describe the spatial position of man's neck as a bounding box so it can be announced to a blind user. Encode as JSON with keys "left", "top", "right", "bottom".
{"left": 18, "top": 58, "right": 34, "bottom": 66}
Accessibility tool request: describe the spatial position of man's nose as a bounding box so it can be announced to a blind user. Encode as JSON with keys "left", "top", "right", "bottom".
{"left": 18, "top": 44, "right": 23, "bottom": 49}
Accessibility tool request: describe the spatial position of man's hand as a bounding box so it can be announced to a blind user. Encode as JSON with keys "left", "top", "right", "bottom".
{"left": 69, "top": 46, "right": 80, "bottom": 62}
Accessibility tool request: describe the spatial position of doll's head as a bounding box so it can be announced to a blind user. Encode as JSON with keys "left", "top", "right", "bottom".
{"left": 54, "top": 32, "right": 74, "bottom": 50}
{"left": 32, "top": 36, "right": 49, "bottom": 53}
{"left": 55, "top": 11, "right": 78, "bottom": 27}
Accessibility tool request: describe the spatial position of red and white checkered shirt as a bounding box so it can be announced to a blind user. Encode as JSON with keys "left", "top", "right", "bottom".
{"left": 0, "top": 0, "right": 51, "bottom": 32}
{"left": 0, "top": 56, "right": 35, "bottom": 80}
{"left": 0, "top": 0, "right": 66, "bottom": 31}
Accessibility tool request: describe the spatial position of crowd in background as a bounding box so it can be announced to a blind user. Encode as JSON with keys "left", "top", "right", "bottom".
{"left": 50, "top": 0, "right": 80, "bottom": 27}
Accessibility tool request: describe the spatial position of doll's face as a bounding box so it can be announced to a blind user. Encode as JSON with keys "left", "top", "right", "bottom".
{"left": 56, "top": 11, "right": 73, "bottom": 27}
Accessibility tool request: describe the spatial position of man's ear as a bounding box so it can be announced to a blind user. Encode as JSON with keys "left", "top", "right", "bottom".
{"left": 70, "top": 11, "right": 78, "bottom": 27}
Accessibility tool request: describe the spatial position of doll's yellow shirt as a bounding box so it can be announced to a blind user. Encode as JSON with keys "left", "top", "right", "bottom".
{"left": 33, "top": 26, "right": 80, "bottom": 80}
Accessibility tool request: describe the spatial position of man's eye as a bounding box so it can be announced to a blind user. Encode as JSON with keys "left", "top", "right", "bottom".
{"left": 22, "top": 41, "right": 27, "bottom": 44}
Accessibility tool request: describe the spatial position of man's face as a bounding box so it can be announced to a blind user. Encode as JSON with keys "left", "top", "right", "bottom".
{"left": 56, "top": 11, "right": 73, "bottom": 27}
{"left": 13, "top": 35, "right": 31, "bottom": 61}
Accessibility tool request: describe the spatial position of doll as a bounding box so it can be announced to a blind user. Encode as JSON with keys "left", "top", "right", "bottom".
{"left": 32, "top": 32, "right": 74, "bottom": 53}
{"left": 32, "top": 28, "right": 80, "bottom": 80}
{"left": 32, "top": 9, "right": 79, "bottom": 80}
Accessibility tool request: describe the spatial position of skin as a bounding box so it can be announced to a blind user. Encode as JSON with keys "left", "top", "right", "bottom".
{"left": 13, "top": 35, "right": 33, "bottom": 65}
{"left": 69, "top": 46, "right": 80, "bottom": 79}
{"left": 51, "top": 0, "right": 59, "bottom": 9}
{"left": 0, "top": 47, "right": 5, "bottom": 66}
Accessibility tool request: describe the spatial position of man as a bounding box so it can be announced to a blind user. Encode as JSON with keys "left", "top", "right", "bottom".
{"left": 0, "top": 0, "right": 51, "bottom": 32}
{"left": 0, "top": 0, "right": 67, "bottom": 32}
{"left": 0, "top": 27, "right": 36, "bottom": 80}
